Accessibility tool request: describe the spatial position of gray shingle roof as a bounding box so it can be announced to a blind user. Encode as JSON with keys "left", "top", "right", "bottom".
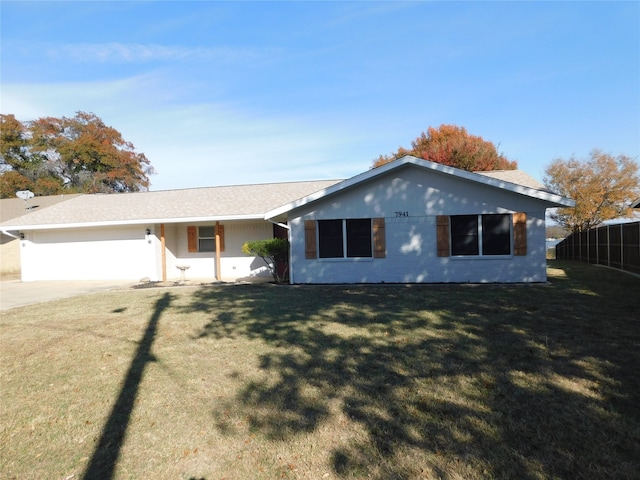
{"left": 476, "top": 170, "right": 548, "bottom": 191}
{"left": 1, "top": 194, "right": 81, "bottom": 223}
{"left": 0, "top": 160, "right": 568, "bottom": 231}
{"left": 0, "top": 180, "right": 341, "bottom": 229}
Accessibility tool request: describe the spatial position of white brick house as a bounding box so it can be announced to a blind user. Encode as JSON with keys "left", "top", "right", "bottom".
{"left": 266, "top": 156, "right": 574, "bottom": 283}
{"left": 0, "top": 156, "right": 574, "bottom": 284}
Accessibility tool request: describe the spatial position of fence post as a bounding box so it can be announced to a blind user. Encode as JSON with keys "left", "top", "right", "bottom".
{"left": 620, "top": 224, "right": 624, "bottom": 272}
{"left": 607, "top": 225, "right": 611, "bottom": 267}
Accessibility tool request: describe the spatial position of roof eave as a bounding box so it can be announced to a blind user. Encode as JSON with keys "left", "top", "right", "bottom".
{"left": 0, "top": 213, "right": 265, "bottom": 231}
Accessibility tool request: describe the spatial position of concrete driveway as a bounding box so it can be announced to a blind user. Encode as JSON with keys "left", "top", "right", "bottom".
{"left": 0, "top": 279, "right": 136, "bottom": 311}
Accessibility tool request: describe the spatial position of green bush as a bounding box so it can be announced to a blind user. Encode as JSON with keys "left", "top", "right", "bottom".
{"left": 242, "top": 238, "right": 289, "bottom": 282}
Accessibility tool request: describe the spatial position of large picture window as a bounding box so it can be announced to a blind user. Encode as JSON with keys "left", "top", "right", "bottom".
{"left": 305, "top": 218, "right": 385, "bottom": 259}
{"left": 318, "top": 219, "right": 373, "bottom": 258}
{"left": 450, "top": 214, "right": 511, "bottom": 256}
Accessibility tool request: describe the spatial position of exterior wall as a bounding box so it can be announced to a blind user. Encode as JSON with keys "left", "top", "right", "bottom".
{"left": 289, "top": 165, "right": 550, "bottom": 284}
{"left": 1, "top": 236, "right": 21, "bottom": 276}
{"left": 18, "top": 220, "right": 277, "bottom": 282}
{"left": 165, "top": 221, "right": 275, "bottom": 281}
{"left": 21, "top": 226, "right": 156, "bottom": 281}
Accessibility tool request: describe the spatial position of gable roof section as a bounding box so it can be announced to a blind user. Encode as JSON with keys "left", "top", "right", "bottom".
{"left": 1, "top": 180, "right": 341, "bottom": 231}
{"left": 265, "top": 156, "right": 575, "bottom": 219}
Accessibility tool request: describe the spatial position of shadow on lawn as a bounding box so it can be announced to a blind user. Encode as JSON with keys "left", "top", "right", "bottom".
{"left": 82, "top": 292, "right": 173, "bottom": 480}
{"left": 185, "top": 264, "right": 639, "bottom": 479}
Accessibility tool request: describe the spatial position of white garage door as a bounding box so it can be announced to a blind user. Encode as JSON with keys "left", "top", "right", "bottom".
{"left": 22, "top": 226, "right": 155, "bottom": 281}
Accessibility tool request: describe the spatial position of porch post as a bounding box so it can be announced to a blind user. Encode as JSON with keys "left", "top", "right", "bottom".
{"left": 215, "top": 221, "right": 221, "bottom": 281}
{"left": 160, "top": 223, "right": 167, "bottom": 281}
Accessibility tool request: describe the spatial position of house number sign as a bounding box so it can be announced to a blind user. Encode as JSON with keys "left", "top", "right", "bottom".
{"left": 394, "top": 211, "right": 409, "bottom": 217}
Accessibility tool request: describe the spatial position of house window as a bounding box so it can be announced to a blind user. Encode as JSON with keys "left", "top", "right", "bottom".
{"left": 187, "top": 225, "right": 225, "bottom": 253}
{"left": 451, "top": 215, "right": 479, "bottom": 256}
{"left": 305, "top": 218, "right": 385, "bottom": 259}
{"left": 317, "top": 219, "right": 373, "bottom": 258}
{"left": 482, "top": 214, "right": 511, "bottom": 255}
{"left": 198, "top": 226, "right": 216, "bottom": 252}
{"left": 450, "top": 214, "right": 511, "bottom": 256}
{"left": 346, "top": 219, "right": 373, "bottom": 257}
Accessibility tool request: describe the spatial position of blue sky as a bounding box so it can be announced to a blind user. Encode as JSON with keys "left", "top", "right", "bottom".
{"left": 1, "top": 1, "right": 638, "bottom": 191}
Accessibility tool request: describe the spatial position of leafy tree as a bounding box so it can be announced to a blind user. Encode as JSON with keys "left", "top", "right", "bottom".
{"left": 0, "top": 114, "right": 31, "bottom": 173}
{"left": 544, "top": 149, "right": 640, "bottom": 232}
{"left": 372, "top": 124, "right": 517, "bottom": 171}
{"left": 242, "top": 238, "right": 289, "bottom": 283}
{"left": 0, "top": 112, "right": 154, "bottom": 198}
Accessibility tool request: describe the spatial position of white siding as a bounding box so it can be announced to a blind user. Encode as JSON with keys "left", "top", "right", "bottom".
{"left": 289, "top": 165, "right": 551, "bottom": 284}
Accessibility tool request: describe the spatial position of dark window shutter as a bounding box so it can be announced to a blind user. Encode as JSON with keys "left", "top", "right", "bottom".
{"left": 304, "top": 220, "right": 317, "bottom": 259}
{"left": 436, "top": 216, "right": 450, "bottom": 257}
{"left": 373, "top": 218, "right": 386, "bottom": 258}
{"left": 187, "top": 226, "right": 197, "bottom": 253}
{"left": 513, "top": 212, "right": 527, "bottom": 256}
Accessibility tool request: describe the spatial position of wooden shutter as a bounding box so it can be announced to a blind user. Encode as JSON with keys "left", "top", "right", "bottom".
{"left": 373, "top": 218, "right": 386, "bottom": 258}
{"left": 436, "top": 215, "right": 450, "bottom": 257}
{"left": 513, "top": 212, "right": 527, "bottom": 256}
{"left": 304, "top": 220, "right": 317, "bottom": 259}
{"left": 215, "top": 224, "right": 225, "bottom": 252}
{"left": 187, "top": 226, "right": 197, "bottom": 253}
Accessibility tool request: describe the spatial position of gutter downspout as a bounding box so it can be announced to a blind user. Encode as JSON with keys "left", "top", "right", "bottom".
{"left": 267, "top": 220, "right": 292, "bottom": 285}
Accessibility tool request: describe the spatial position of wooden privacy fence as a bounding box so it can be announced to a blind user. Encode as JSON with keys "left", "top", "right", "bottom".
{"left": 555, "top": 221, "right": 640, "bottom": 274}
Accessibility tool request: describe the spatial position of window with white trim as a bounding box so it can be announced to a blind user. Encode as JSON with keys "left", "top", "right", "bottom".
{"left": 450, "top": 214, "right": 511, "bottom": 256}
{"left": 318, "top": 219, "right": 373, "bottom": 258}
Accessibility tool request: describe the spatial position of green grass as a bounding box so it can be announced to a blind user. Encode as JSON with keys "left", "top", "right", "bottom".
{"left": 1, "top": 260, "right": 639, "bottom": 480}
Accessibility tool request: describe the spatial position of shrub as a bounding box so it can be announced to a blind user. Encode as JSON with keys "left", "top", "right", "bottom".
{"left": 241, "top": 238, "right": 289, "bottom": 283}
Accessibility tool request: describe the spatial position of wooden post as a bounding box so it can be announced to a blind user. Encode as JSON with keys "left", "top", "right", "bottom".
{"left": 215, "top": 221, "right": 221, "bottom": 281}
{"left": 160, "top": 223, "right": 166, "bottom": 281}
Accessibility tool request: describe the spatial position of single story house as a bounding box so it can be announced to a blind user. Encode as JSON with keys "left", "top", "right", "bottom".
{"left": 0, "top": 156, "right": 574, "bottom": 284}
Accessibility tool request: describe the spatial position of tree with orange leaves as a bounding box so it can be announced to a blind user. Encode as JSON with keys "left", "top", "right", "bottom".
{"left": 544, "top": 150, "right": 639, "bottom": 232}
{"left": 1, "top": 112, "right": 154, "bottom": 198}
{"left": 372, "top": 124, "right": 517, "bottom": 171}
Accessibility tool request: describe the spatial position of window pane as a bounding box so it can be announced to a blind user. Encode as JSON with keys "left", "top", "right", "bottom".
{"left": 346, "top": 219, "right": 372, "bottom": 257}
{"left": 482, "top": 214, "right": 511, "bottom": 255}
{"left": 199, "top": 226, "right": 215, "bottom": 238}
{"left": 199, "top": 238, "right": 215, "bottom": 252}
{"left": 451, "top": 215, "right": 479, "bottom": 255}
{"left": 318, "top": 220, "right": 343, "bottom": 258}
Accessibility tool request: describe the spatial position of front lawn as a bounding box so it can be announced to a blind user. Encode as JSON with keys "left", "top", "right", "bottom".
{"left": 1, "top": 261, "right": 638, "bottom": 479}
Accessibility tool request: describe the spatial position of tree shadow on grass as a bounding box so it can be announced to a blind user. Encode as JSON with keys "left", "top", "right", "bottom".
{"left": 82, "top": 292, "right": 173, "bottom": 480}
{"left": 183, "top": 265, "right": 639, "bottom": 479}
